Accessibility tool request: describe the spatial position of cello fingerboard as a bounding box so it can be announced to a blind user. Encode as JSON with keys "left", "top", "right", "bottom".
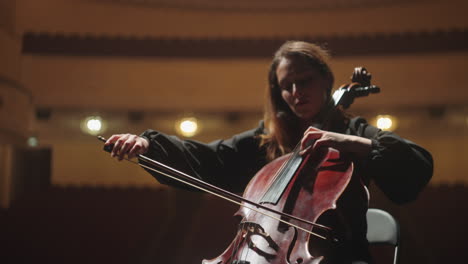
{"left": 260, "top": 154, "right": 303, "bottom": 205}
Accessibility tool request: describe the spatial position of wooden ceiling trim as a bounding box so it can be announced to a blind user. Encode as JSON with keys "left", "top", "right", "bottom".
{"left": 94, "top": 0, "right": 419, "bottom": 12}
{"left": 22, "top": 29, "right": 468, "bottom": 58}
{"left": 0, "top": 76, "right": 33, "bottom": 101}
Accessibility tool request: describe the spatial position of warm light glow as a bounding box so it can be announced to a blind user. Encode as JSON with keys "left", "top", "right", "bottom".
{"left": 375, "top": 115, "right": 397, "bottom": 131}
{"left": 87, "top": 118, "right": 102, "bottom": 132}
{"left": 377, "top": 117, "right": 392, "bottom": 129}
{"left": 82, "top": 116, "right": 105, "bottom": 135}
{"left": 176, "top": 117, "right": 199, "bottom": 137}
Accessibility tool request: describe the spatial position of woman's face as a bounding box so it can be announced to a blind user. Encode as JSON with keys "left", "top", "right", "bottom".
{"left": 276, "top": 56, "right": 330, "bottom": 124}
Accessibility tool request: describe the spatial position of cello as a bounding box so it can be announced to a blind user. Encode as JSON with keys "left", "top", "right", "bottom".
{"left": 99, "top": 67, "right": 379, "bottom": 264}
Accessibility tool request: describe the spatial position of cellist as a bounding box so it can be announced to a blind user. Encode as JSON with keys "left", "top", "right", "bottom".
{"left": 105, "top": 41, "right": 433, "bottom": 264}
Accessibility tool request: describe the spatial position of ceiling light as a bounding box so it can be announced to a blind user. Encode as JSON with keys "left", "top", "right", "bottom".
{"left": 176, "top": 117, "right": 199, "bottom": 137}
{"left": 375, "top": 115, "right": 397, "bottom": 131}
{"left": 81, "top": 116, "right": 106, "bottom": 135}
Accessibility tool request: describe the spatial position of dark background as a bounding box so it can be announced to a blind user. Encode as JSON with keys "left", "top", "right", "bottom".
{"left": 1, "top": 182, "right": 466, "bottom": 264}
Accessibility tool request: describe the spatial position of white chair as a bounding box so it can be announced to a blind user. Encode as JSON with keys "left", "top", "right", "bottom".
{"left": 366, "top": 208, "right": 400, "bottom": 264}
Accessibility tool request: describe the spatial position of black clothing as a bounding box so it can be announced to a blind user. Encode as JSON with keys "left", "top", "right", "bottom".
{"left": 139, "top": 117, "right": 433, "bottom": 263}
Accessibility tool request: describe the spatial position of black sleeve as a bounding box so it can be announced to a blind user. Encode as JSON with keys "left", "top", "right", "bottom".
{"left": 349, "top": 117, "right": 433, "bottom": 204}
{"left": 138, "top": 125, "right": 267, "bottom": 193}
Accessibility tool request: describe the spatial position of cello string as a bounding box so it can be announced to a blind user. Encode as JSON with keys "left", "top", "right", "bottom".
{"left": 259, "top": 105, "right": 337, "bottom": 203}
{"left": 258, "top": 141, "right": 303, "bottom": 203}
{"left": 260, "top": 105, "right": 336, "bottom": 201}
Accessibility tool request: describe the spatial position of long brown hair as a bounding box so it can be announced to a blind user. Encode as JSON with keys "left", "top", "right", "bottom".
{"left": 260, "top": 41, "right": 335, "bottom": 161}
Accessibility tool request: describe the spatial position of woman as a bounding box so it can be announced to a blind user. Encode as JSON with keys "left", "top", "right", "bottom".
{"left": 105, "top": 41, "right": 433, "bottom": 263}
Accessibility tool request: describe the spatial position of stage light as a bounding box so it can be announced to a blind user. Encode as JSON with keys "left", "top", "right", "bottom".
{"left": 375, "top": 115, "right": 397, "bottom": 131}
{"left": 81, "top": 116, "right": 105, "bottom": 135}
{"left": 176, "top": 117, "right": 199, "bottom": 137}
{"left": 87, "top": 118, "right": 101, "bottom": 131}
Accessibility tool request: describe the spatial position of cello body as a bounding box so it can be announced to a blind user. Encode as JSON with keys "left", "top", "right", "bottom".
{"left": 203, "top": 147, "right": 354, "bottom": 264}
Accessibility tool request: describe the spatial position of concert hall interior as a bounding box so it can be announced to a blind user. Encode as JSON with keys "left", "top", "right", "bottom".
{"left": 0, "top": 0, "right": 467, "bottom": 263}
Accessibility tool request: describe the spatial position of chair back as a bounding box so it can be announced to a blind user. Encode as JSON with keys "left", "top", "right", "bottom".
{"left": 366, "top": 208, "right": 400, "bottom": 264}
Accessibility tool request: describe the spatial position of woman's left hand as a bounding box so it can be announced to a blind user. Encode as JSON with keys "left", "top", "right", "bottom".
{"left": 300, "top": 127, "right": 372, "bottom": 159}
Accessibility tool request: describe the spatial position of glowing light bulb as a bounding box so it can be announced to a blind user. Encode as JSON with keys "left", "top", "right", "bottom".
{"left": 81, "top": 116, "right": 105, "bottom": 135}
{"left": 375, "top": 115, "right": 397, "bottom": 131}
{"left": 177, "top": 117, "right": 199, "bottom": 137}
{"left": 87, "top": 118, "right": 102, "bottom": 132}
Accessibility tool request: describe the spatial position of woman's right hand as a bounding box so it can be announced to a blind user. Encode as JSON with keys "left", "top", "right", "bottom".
{"left": 105, "top": 134, "right": 150, "bottom": 161}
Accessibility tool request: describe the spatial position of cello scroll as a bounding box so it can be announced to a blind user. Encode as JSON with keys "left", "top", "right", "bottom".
{"left": 332, "top": 67, "right": 380, "bottom": 109}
